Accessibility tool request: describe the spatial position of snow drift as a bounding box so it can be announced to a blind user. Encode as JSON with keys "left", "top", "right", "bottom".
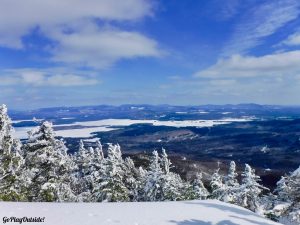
{"left": 0, "top": 200, "right": 280, "bottom": 225}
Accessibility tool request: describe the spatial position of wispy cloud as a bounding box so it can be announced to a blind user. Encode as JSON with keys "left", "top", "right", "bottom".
{"left": 178, "top": 49, "right": 300, "bottom": 104}
{"left": 222, "top": 0, "right": 300, "bottom": 56}
{"left": 195, "top": 50, "right": 300, "bottom": 78}
{"left": 211, "top": 0, "right": 241, "bottom": 21}
{"left": 0, "top": 68, "right": 99, "bottom": 87}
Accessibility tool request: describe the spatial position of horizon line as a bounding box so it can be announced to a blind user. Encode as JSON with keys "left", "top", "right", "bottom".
{"left": 6, "top": 103, "right": 300, "bottom": 112}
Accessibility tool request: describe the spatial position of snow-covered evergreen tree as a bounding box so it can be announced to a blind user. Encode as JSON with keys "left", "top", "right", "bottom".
{"left": 24, "top": 121, "right": 76, "bottom": 202}
{"left": 223, "top": 161, "right": 240, "bottom": 203}
{"left": 188, "top": 173, "right": 209, "bottom": 200}
{"left": 134, "top": 166, "right": 147, "bottom": 201}
{"left": 0, "top": 104, "right": 27, "bottom": 201}
{"left": 92, "top": 144, "right": 129, "bottom": 202}
{"left": 94, "top": 140, "right": 104, "bottom": 161}
{"left": 273, "top": 166, "right": 300, "bottom": 224}
{"left": 209, "top": 161, "right": 240, "bottom": 203}
{"left": 122, "top": 157, "right": 140, "bottom": 201}
{"left": 161, "top": 148, "right": 171, "bottom": 174}
{"left": 237, "top": 164, "right": 268, "bottom": 213}
{"left": 225, "top": 161, "right": 239, "bottom": 188}
{"left": 162, "top": 172, "right": 186, "bottom": 201}
{"left": 143, "top": 150, "right": 164, "bottom": 201}
{"left": 210, "top": 168, "right": 225, "bottom": 200}
{"left": 75, "top": 140, "right": 91, "bottom": 175}
{"left": 275, "top": 176, "right": 289, "bottom": 201}
{"left": 142, "top": 149, "right": 187, "bottom": 201}
{"left": 160, "top": 149, "right": 186, "bottom": 201}
{"left": 74, "top": 141, "right": 98, "bottom": 201}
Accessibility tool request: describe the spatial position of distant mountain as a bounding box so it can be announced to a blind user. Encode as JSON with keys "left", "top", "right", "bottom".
{"left": 9, "top": 104, "right": 300, "bottom": 121}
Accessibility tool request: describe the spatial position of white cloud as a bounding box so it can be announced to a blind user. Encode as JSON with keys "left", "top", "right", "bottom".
{"left": 0, "top": 68, "right": 99, "bottom": 86}
{"left": 0, "top": 0, "right": 152, "bottom": 48}
{"left": 50, "top": 25, "right": 162, "bottom": 68}
{"left": 281, "top": 32, "right": 300, "bottom": 46}
{"left": 222, "top": 0, "right": 300, "bottom": 55}
{"left": 195, "top": 50, "right": 300, "bottom": 78}
{"left": 186, "top": 49, "right": 300, "bottom": 104}
{"left": 0, "top": 0, "right": 162, "bottom": 68}
{"left": 209, "top": 79, "right": 237, "bottom": 86}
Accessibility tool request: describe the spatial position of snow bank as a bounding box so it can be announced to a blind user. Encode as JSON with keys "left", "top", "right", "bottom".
{"left": 0, "top": 200, "right": 280, "bottom": 225}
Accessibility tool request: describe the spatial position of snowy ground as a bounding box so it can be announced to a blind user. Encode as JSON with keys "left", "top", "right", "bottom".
{"left": 0, "top": 200, "right": 280, "bottom": 225}
{"left": 13, "top": 118, "right": 252, "bottom": 139}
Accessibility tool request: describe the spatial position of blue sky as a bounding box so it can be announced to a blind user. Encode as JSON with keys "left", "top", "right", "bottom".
{"left": 1, "top": 0, "right": 300, "bottom": 109}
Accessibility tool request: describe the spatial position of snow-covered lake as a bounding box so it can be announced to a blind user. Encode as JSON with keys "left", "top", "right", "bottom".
{"left": 0, "top": 200, "right": 279, "bottom": 225}
{"left": 13, "top": 118, "right": 252, "bottom": 139}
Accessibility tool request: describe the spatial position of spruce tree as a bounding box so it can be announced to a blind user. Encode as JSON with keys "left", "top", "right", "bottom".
{"left": 223, "top": 161, "right": 240, "bottom": 203}
{"left": 143, "top": 150, "right": 164, "bottom": 201}
{"left": 24, "top": 121, "right": 76, "bottom": 202}
{"left": 94, "top": 140, "right": 104, "bottom": 162}
{"left": 0, "top": 104, "right": 27, "bottom": 201}
{"left": 134, "top": 166, "right": 147, "bottom": 201}
{"left": 92, "top": 144, "right": 129, "bottom": 202}
{"left": 73, "top": 140, "right": 90, "bottom": 201}
{"left": 237, "top": 164, "right": 268, "bottom": 213}
{"left": 274, "top": 166, "right": 300, "bottom": 224}
{"left": 160, "top": 149, "right": 185, "bottom": 201}
{"left": 189, "top": 173, "right": 209, "bottom": 200}
{"left": 210, "top": 168, "right": 225, "bottom": 200}
{"left": 122, "top": 157, "right": 140, "bottom": 201}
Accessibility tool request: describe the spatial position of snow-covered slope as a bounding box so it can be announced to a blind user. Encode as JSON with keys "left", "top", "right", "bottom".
{"left": 0, "top": 200, "right": 280, "bottom": 225}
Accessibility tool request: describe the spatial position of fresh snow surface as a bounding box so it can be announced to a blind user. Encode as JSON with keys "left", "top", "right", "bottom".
{"left": 12, "top": 118, "right": 43, "bottom": 123}
{"left": 198, "top": 111, "right": 209, "bottom": 114}
{"left": 60, "top": 118, "right": 251, "bottom": 127}
{"left": 0, "top": 200, "right": 280, "bottom": 225}
{"left": 13, "top": 126, "right": 117, "bottom": 139}
{"left": 12, "top": 119, "right": 35, "bottom": 123}
{"left": 54, "top": 127, "right": 117, "bottom": 138}
{"left": 175, "top": 112, "right": 188, "bottom": 114}
{"left": 13, "top": 118, "right": 252, "bottom": 139}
